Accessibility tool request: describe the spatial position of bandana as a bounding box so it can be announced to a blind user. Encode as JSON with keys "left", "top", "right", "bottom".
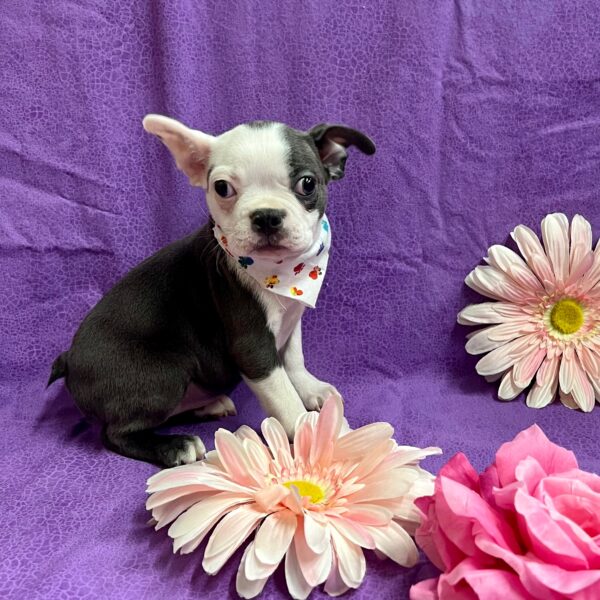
{"left": 214, "top": 216, "right": 331, "bottom": 308}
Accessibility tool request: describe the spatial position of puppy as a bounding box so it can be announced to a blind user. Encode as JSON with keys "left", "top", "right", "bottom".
{"left": 48, "top": 115, "right": 375, "bottom": 467}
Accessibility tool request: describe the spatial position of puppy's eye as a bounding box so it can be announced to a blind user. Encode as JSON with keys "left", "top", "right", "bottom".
{"left": 214, "top": 180, "right": 236, "bottom": 198}
{"left": 294, "top": 176, "right": 316, "bottom": 196}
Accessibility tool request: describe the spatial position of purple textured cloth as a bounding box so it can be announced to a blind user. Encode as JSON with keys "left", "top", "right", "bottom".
{"left": 2, "top": 1, "right": 600, "bottom": 598}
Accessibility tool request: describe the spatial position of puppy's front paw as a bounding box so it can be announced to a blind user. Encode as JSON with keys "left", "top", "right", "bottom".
{"left": 163, "top": 435, "right": 206, "bottom": 467}
{"left": 295, "top": 376, "right": 342, "bottom": 411}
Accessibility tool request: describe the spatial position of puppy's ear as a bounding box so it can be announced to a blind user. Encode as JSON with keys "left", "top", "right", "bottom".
{"left": 143, "top": 114, "right": 215, "bottom": 187}
{"left": 308, "top": 124, "right": 375, "bottom": 181}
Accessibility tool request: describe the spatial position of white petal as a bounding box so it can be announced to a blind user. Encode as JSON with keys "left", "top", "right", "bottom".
{"left": 254, "top": 510, "right": 297, "bottom": 566}
{"left": 526, "top": 355, "right": 559, "bottom": 408}
{"left": 150, "top": 492, "right": 209, "bottom": 529}
{"left": 577, "top": 345, "right": 600, "bottom": 380}
{"left": 541, "top": 213, "right": 570, "bottom": 285}
{"left": 559, "top": 350, "right": 576, "bottom": 394}
{"left": 367, "top": 521, "right": 419, "bottom": 567}
{"left": 168, "top": 492, "right": 245, "bottom": 553}
{"left": 303, "top": 511, "right": 329, "bottom": 554}
{"left": 466, "top": 266, "right": 533, "bottom": 303}
{"left": 261, "top": 418, "right": 293, "bottom": 470}
{"left": 244, "top": 541, "right": 279, "bottom": 581}
{"left": 475, "top": 334, "right": 536, "bottom": 377}
{"left": 285, "top": 536, "right": 314, "bottom": 600}
{"left": 294, "top": 520, "right": 332, "bottom": 587}
{"left": 498, "top": 370, "right": 525, "bottom": 401}
{"left": 511, "top": 224, "right": 555, "bottom": 288}
{"left": 329, "top": 527, "right": 366, "bottom": 589}
{"left": 570, "top": 353, "right": 595, "bottom": 412}
{"left": 579, "top": 239, "right": 600, "bottom": 293}
{"left": 457, "top": 302, "right": 532, "bottom": 325}
{"left": 568, "top": 214, "right": 593, "bottom": 280}
{"left": 236, "top": 544, "right": 270, "bottom": 599}
{"left": 330, "top": 517, "right": 375, "bottom": 549}
{"left": 324, "top": 553, "right": 350, "bottom": 597}
{"left": 202, "top": 505, "right": 266, "bottom": 574}
{"left": 465, "top": 322, "right": 534, "bottom": 355}
{"left": 512, "top": 346, "right": 546, "bottom": 388}
{"left": 486, "top": 244, "right": 544, "bottom": 292}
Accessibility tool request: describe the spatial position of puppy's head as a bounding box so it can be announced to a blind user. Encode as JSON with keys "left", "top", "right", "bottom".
{"left": 143, "top": 115, "right": 375, "bottom": 259}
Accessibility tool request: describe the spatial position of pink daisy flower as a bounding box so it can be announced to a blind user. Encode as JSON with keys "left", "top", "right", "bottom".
{"left": 458, "top": 213, "right": 600, "bottom": 411}
{"left": 146, "top": 396, "right": 440, "bottom": 598}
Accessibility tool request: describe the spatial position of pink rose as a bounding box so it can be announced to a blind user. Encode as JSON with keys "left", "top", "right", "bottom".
{"left": 410, "top": 425, "right": 600, "bottom": 600}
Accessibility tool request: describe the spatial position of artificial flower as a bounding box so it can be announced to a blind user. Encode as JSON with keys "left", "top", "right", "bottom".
{"left": 410, "top": 425, "right": 600, "bottom": 599}
{"left": 459, "top": 213, "right": 600, "bottom": 411}
{"left": 146, "top": 396, "right": 440, "bottom": 599}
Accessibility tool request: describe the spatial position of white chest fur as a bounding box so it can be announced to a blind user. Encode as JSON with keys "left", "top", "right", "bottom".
{"left": 232, "top": 260, "right": 305, "bottom": 350}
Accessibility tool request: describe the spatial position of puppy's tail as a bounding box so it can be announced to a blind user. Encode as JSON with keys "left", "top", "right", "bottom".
{"left": 47, "top": 352, "right": 68, "bottom": 387}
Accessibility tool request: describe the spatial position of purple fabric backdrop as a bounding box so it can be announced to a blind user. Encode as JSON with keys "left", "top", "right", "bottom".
{"left": 2, "top": 1, "right": 600, "bottom": 598}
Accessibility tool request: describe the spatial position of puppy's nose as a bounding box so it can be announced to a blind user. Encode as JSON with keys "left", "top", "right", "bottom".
{"left": 250, "top": 209, "right": 286, "bottom": 236}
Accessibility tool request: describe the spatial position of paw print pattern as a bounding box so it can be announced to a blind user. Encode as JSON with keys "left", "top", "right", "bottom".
{"left": 309, "top": 266, "right": 323, "bottom": 280}
{"left": 316, "top": 242, "right": 325, "bottom": 256}
{"left": 294, "top": 263, "right": 305, "bottom": 275}
{"left": 290, "top": 286, "right": 304, "bottom": 296}
{"left": 238, "top": 256, "right": 254, "bottom": 269}
{"left": 322, "top": 220, "right": 329, "bottom": 232}
{"left": 265, "top": 275, "right": 280, "bottom": 289}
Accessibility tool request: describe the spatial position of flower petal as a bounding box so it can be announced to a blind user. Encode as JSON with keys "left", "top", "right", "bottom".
{"left": 294, "top": 517, "right": 332, "bottom": 587}
{"left": 409, "top": 578, "right": 439, "bottom": 600}
{"left": 541, "top": 213, "right": 570, "bottom": 286}
{"left": 333, "top": 422, "right": 394, "bottom": 462}
{"left": 310, "top": 394, "right": 343, "bottom": 466}
{"left": 568, "top": 214, "right": 593, "bottom": 284}
{"left": 150, "top": 491, "right": 209, "bottom": 529}
{"left": 494, "top": 424, "right": 578, "bottom": 486}
{"left": 512, "top": 346, "right": 546, "bottom": 388}
{"left": 559, "top": 348, "right": 576, "bottom": 394}
{"left": 303, "top": 511, "right": 330, "bottom": 554}
{"left": 261, "top": 417, "right": 293, "bottom": 470}
{"left": 214, "top": 429, "right": 255, "bottom": 486}
{"left": 498, "top": 370, "right": 526, "bottom": 401}
{"left": 466, "top": 266, "right": 535, "bottom": 303}
{"left": 254, "top": 510, "right": 297, "bottom": 566}
{"left": 236, "top": 544, "right": 270, "bottom": 599}
{"left": 254, "top": 484, "right": 289, "bottom": 513}
{"left": 285, "top": 537, "right": 314, "bottom": 600}
{"left": 367, "top": 520, "right": 419, "bottom": 567}
{"left": 202, "top": 505, "right": 266, "bottom": 574}
{"left": 330, "top": 517, "right": 375, "bottom": 549}
{"left": 465, "top": 321, "right": 534, "bottom": 355}
{"left": 486, "top": 244, "right": 544, "bottom": 293}
{"left": 169, "top": 492, "right": 247, "bottom": 554}
{"left": 458, "top": 302, "right": 532, "bottom": 325}
{"left": 511, "top": 224, "right": 555, "bottom": 289}
{"left": 475, "top": 334, "right": 536, "bottom": 377}
{"left": 526, "top": 355, "right": 560, "bottom": 408}
{"left": 330, "top": 526, "right": 366, "bottom": 589}
{"left": 570, "top": 353, "right": 595, "bottom": 412}
{"left": 324, "top": 552, "right": 351, "bottom": 597}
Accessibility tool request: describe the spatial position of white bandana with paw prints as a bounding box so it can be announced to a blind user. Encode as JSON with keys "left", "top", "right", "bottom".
{"left": 214, "top": 216, "right": 331, "bottom": 309}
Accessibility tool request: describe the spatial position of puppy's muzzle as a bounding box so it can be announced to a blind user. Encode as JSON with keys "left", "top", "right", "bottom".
{"left": 250, "top": 209, "right": 287, "bottom": 237}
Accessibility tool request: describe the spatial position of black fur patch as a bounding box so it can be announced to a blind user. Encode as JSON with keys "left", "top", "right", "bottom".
{"left": 51, "top": 226, "right": 281, "bottom": 465}
{"left": 282, "top": 126, "right": 328, "bottom": 216}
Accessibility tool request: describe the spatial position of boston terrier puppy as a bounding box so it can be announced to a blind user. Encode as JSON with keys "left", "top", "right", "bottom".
{"left": 48, "top": 115, "right": 375, "bottom": 467}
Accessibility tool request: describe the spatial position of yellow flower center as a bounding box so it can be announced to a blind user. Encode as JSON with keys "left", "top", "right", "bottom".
{"left": 283, "top": 480, "right": 325, "bottom": 504}
{"left": 550, "top": 298, "right": 584, "bottom": 335}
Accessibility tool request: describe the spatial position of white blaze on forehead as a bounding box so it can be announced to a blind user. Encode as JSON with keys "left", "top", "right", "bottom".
{"left": 209, "top": 123, "right": 290, "bottom": 187}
